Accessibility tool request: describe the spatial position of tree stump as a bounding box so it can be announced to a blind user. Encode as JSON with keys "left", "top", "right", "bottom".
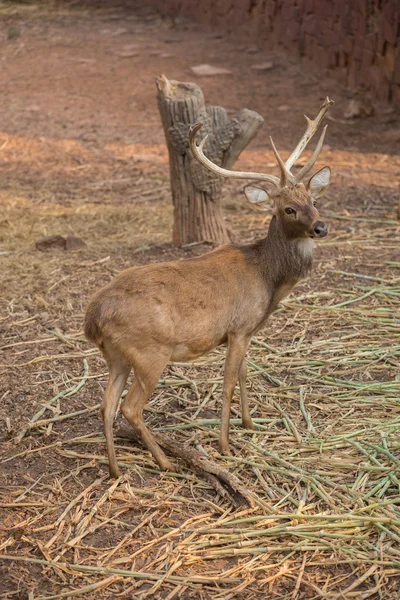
{"left": 156, "top": 75, "right": 264, "bottom": 246}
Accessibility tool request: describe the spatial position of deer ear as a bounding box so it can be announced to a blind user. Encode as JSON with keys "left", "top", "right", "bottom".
{"left": 307, "top": 166, "right": 331, "bottom": 198}
{"left": 243, "top": 184, "right": 274, "bottom": 211}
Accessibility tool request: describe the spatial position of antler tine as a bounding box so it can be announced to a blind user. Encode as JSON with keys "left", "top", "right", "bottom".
{"left": 269, "top": 137, "right": 295, "bottom": 187}
{"left": 189, "top": 123, "right": 280, "bottom": 187}
{"left": 294, "top": 124, "right": 328, "bottom": 184}
{"left": 285, "top": 97, "right": 334, "bottom": 172}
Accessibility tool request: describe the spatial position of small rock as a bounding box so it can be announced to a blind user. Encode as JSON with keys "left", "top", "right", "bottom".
{"left": 344, "top": 98, "right": 374, "bottom": 119}
{"left": 160, "top": 53, "right": 174, "bottom": 58}
{"left": 100, "top": 27, "right": 128, "bottom": 36}
{"left": 382, "top": 106, "right": 395, "bottom": 115}
{"left": 112, "top": 28, "right": 128, "bottom": 36}
{"left": 35, "top": 235, "right": 66, "bottom": 252}
{"left": 35, "top": 235, "right": 86, "bottom": 251}
{"left": 277, "top": 105, "right": 290, "bottom": 111}
{"left": 118, "top": 50, "right": 139, "bottom": 58}
{"left": 119, "top": 44, "right": 140, "bottom": 58}
{"left": 75, "top": 58, "right": 96, "bottom": 64}
{"left": 81, "top": 132, "right": 98, "bottom": 142}
{"left": 190, "top": 64, "right": 232, "bottom": 76}
{"left": 122, "top": 43, "right": 140, "bottom": 51}
{"left": 65, "top": 235, "right": 86, "bottom": 251}
{"left": 251, "top": 62, "right": 274, "bottom": 71}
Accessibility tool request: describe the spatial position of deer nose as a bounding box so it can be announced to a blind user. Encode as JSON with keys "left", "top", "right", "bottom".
{"left": 314, "top": 221, "right": 328, "bottom": 238}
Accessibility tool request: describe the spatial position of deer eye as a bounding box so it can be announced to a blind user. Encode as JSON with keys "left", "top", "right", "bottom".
{"left": 313, "top": 201, "right": 317, "bottom": 207}
{"left": 285, "top": 207, "right": 296, "bottom": 215}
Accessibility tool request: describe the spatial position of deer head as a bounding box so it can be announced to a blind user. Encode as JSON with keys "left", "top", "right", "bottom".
{"left": 189, "top": 97, "right": 334, "bottom": 241}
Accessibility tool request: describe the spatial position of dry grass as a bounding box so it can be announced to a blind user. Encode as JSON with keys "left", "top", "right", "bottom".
{"left": 1, "top": 178, "right": 399, "bottom": 597}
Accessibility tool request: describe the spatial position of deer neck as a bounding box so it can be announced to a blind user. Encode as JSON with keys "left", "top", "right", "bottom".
{"left": 259, "top": 215, "right": 314, "bottom": 289}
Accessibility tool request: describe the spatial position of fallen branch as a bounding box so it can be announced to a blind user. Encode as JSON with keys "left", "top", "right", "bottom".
{"left": 117, "top": 427, "right": 254, "bottom": 508}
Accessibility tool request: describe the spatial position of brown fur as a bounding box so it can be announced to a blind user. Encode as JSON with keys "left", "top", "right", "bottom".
{"left": 84, "top": 182, "right": 327, "bottom": 477}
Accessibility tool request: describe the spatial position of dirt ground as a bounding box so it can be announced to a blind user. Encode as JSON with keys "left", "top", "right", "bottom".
{"left": 0, "top": 1, "right": 400, "bottom": 599}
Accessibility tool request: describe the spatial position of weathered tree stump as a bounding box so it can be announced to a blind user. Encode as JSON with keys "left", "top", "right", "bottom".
{"left": 156, "top": 75, "right": 264, "bottom": 246}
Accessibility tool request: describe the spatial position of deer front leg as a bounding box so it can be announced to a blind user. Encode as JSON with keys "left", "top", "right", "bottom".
{"left": 239, "top": 357, "right": 255, "bottom": 430}
{"left": 219, "top": 335, "right": 250, "bottom": 454}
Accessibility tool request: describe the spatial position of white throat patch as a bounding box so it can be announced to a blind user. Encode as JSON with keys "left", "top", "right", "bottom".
{"left": 297, "top": 238, "right": 314, "bottom": 259}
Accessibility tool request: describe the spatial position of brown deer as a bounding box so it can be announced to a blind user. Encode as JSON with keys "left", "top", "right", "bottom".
{"left": 85, "top": 98, "right": 333, "bottom": 478}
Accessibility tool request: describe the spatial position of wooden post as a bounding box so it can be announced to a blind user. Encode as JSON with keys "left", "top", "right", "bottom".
{"left": 156, "top": 75, "right": 263, "bottom": 246}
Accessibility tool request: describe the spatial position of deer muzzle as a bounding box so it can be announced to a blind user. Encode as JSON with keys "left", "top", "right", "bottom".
{"left": 313, "top": 221, "right": 328, "bottom": 238}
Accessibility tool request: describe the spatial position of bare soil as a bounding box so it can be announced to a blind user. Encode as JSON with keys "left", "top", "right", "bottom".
{"left": 0, "top": 2, "right": 399, "bottom": 599}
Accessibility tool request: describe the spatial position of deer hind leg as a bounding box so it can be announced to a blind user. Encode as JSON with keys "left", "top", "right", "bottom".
{"left": 101, "top": 356, "right": 131, "bottom": 479}
{"left": 121, "top": 353, "right": 172, "bottom": 472}
{"left": 219, "top": 335, "right": 250, "bottom": 455}
{"left": 239, "top": 357, "right": 255, "bottom": 431}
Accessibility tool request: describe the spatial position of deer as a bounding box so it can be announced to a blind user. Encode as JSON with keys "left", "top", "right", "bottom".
{"left": 84, "top": 97, "right": 334, "bottom": 478}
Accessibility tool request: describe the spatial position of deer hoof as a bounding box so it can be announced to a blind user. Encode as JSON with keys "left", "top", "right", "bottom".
{"left": 158, "top": 458, "right": 174, "bottom": 472}
{"left": 242, "top": 418, "right": 255, "bottom": 430}
{"left": 218, "top": 440, "right": 231, "bottom": 455}
{"left": 109, "top": 465, "right": 121, "bottom": 479}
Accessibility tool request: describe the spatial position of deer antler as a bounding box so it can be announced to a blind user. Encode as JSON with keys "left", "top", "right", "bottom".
{"left": 190, "top": 98, "right": 334, "bottom": 189}
{"left": 285, "top": 97, "right": 334, "bottom": 180}
{"left": 269, "top": 137, "right": 295, "bottom": 187}
{"left": 189, "top": 124, "right": 280, "bottom": 187}
{"left": 294, "top": 124, "right": 328, "bottom": 183}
